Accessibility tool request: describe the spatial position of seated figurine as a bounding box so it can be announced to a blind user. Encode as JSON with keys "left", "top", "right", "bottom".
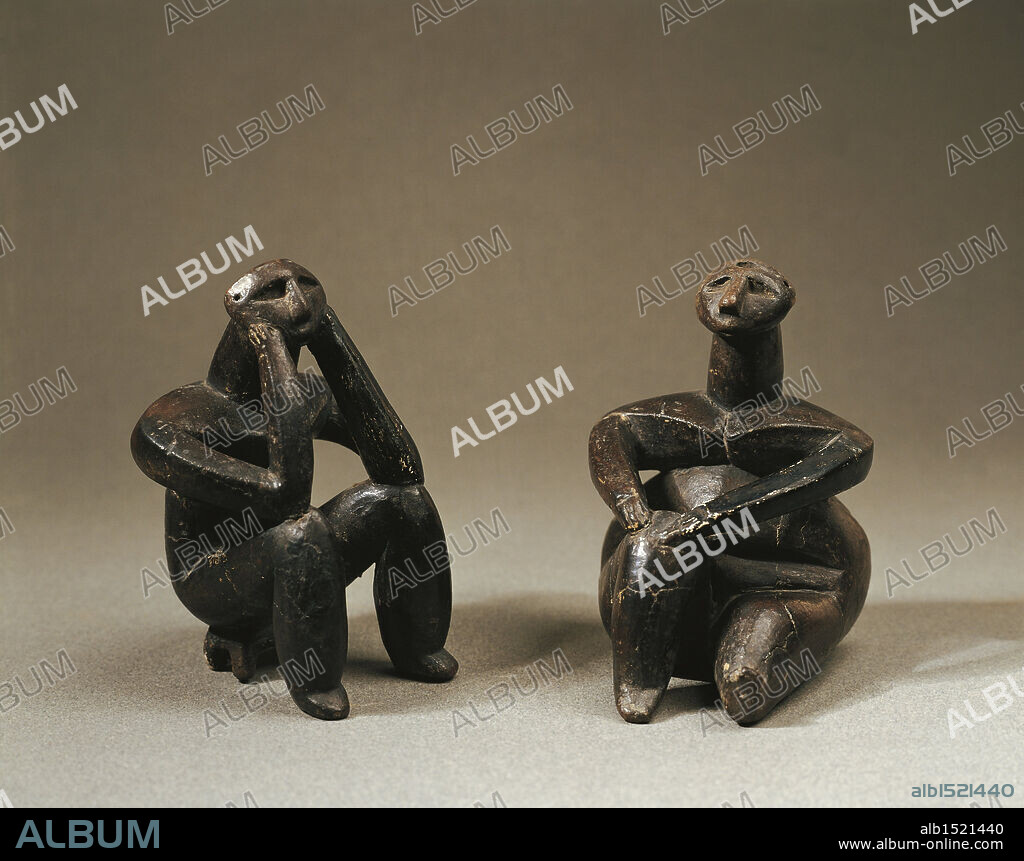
{"left": 589, "top": 259, "right": 872, "bottom": 725}
{"left": 131, "top": 259, "right": 458, "bottom": 720}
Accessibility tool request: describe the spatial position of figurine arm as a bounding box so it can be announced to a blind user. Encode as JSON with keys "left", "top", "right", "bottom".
{"left": 131, "top": 326, "right": 314, "bottom": 521}
{"left": 307, "top": 374, "right": 359, "bottom": 451}
{"left": 697, "top": 427, "right": 873, "bottom": 530}
{"left": 307, "top": 307, "right": 424, "bottom": 485}
{"left": 254, "top": 325, "right": 315, "bottom": 516}
{"left": 589, "top": 407, "right": 719, "bottom": 531}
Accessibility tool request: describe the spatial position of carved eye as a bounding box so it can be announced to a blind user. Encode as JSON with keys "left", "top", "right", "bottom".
{"left": 708, "top": 276, "right": 730, "bottom": 288}
{"left": 256, "top": 279, "right": 288, "bottom": 300}
{"left": 747, "top": 280, "right": 766, "bottom": 293}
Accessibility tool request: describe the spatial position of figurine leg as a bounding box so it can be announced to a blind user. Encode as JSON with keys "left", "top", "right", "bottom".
{"left": 708, "top": 501, "right": 871, "bottom": 725}
{"left": 604, "top": 530, "right": 704, "bottom": 724}
{"left": 599, "top": 466, "right": 869, "bottom": 725}
{"left": 320, "top": 481, "right": 458, "bottom": 683}
{"left": 269, "top": 510, "right": 351, "bottom": 720}
{"left": 170, "top": 507, "right": 350, "bottom": 720}
{"left": 712, "top": 586, "right": 842, "bottom": 726}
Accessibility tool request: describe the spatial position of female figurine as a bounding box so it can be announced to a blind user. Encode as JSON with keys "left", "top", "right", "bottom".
{"left": 589, "top": 260, "right": 872, "bottom": 724}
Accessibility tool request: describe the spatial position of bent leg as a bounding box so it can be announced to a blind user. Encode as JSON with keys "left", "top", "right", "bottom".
{"left": 169, "top": 504, "right": 350, "bottom": 719}
{"left": 605, "top": 513, "right": 706, "bottom": 724}
{"left": 269, "top": 510, "right": 350, "bottom": 720}
{"left": 321, "top": 482, "right": 457, "bottom": 683}
{"left": 373, "top": 485, "right": 457, "bottom": 681}
{"left": 712, "top": 581, "right": 842, "bottom": 726}
{"left": 709, "top": 498, "right": 870, "bottom": 725}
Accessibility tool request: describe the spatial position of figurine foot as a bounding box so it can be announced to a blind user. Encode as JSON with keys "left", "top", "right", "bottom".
{"left": 394, "top": 648, "right": 459, "bottom": 682}
{"left": 615, "top": 683, "right": 665, "bottom": 724}
{"left": 204, "top": 627, "right": 277, "bottom": 683}
{"left": 290, "top": 684, "right": 351, "bottom": 721}
{"left": 718, "top": 667, "right": 780, "bottom": 726}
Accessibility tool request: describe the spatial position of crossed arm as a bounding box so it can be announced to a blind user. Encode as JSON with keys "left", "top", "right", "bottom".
{"left": 589, "top": 404, "right": 873, "bottom": 536}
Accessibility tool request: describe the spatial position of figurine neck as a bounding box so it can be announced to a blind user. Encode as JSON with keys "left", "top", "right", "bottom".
{"left": 207, "top": 321, "right": 300, "bottom": 402}
{"left": 706, "top": 327, "right": 784, "bottom": 410}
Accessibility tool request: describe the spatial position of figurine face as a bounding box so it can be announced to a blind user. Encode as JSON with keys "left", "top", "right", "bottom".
{"left": 225, "top": 258, "right": 327, "bottom": 345}
{"left": 695, "top": 259, "right": 794, "bottom": 334}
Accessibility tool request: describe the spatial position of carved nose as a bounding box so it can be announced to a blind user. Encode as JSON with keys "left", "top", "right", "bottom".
{"left": 719, "top": 282, "right": 743, "bottom": 315}
{"left": 288, "top": 280, "right": 311, "bottom": 322}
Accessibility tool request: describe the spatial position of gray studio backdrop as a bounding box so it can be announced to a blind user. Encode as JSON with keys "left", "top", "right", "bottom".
{"left": 1, "top": 0, "right": 1022, "bottom": 807}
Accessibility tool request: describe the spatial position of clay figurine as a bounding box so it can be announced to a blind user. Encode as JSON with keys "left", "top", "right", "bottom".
{"left": 589, "top": 259, "right": 872, "bottom": 725}
{"left": 131, "top": 259, "right": 458, "bottom": 720}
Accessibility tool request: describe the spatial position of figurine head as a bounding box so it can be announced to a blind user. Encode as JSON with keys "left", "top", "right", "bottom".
{"left": 695, "top": 259, "right": 795, "bottom": 335}
{"left": 225, "top": 259, "right": 327, "bottom": 346}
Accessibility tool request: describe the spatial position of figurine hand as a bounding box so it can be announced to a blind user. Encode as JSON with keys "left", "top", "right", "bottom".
{"left": 644, "top": 508, "right": 712, "bottom": 546}
{"left": 618, "top": 495, "right": 653, "bottom": 532}
{"left": 247, "top": 321, "right": 284, "bottom": 352}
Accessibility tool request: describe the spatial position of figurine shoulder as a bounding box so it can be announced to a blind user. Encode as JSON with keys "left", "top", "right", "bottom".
{"left": 593, "top": 391, "right": 720, "bottom": 427}
{"left": 761, "top": 399, "right": 873, "bottom": 451}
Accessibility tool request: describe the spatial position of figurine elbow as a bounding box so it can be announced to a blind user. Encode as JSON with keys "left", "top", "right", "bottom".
{"left": 588, "top": 412, "right": 625, "bottom": 456}
{"left": 855, "top": 436, "right": 874, "bottom": 481}
{"left": 838, "top": 431, "right": 873, "bottom": 486}
{"left": 263, "top": 475, "right": 286, "bottom": 499}
{"left": 850, "top": 429, "right": 873, "bottom": 465}
{"left": 129, "top": 419, "right": 147, "bottom": 467}
{"left": 130, "top": 416, "right": 162, "bottom": 479}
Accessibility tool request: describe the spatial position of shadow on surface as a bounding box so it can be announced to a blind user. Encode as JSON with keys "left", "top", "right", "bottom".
{"left": 88, "top": 594, "right": 1024, "bottom": 725}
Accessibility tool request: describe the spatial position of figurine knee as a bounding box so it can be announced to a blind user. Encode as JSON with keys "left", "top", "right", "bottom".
{"left": 337, "top": 481, "right": 440, "bottom": 538}
{"left": 265, "top": 509, "right": 346, "bottom": 601}
{"left": 396, "top": 484, "right": 442, "bottom": 534}
{"left": 622, "top": 526, "right": 709, "bottom": 590}
{"left": 270, "top": 508, "right": 333, "bottom": 557}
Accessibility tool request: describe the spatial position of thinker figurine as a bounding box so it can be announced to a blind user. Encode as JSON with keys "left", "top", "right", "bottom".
{"left": 131, "top": 259, "right": 458, "bottom": 720}
{"left": 589, "top": 259, "right": 872, "bottom": 725}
